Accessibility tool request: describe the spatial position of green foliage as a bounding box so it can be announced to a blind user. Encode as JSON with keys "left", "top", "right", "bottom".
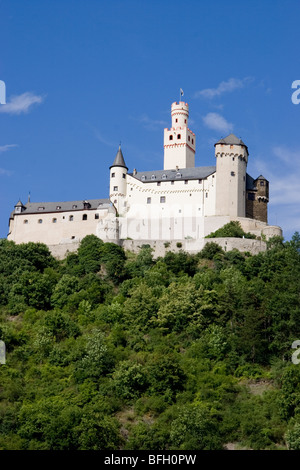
{"left": 206, "top": 221, "right": 256, "bottom": 239}
{"left": 169, "top": 404, "right": 223, "bottom": 450}
{"left": 0, "top": 233, "right": 300, "bottom": 450}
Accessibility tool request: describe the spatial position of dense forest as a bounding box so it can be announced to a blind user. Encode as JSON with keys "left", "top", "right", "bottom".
{"left": 0, "top": 233, "right": 300, "bottom": 450}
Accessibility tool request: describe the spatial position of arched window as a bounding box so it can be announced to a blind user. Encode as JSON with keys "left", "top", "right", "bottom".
{"left": 177, "top": 134, "right": 181, "bottom": 139}
{"left": 82, "top": 214, "right": 87, "bottom": 221}
{"left": 38, "top": 219, "right": 43, "bottom": 224}
{"left": 52, "top": 218, "right": 57, "bottom": 223}
{"left": 24, "top": 219, "right": 28, "bottom": 224}
{"left": 169, "top": 135, "right": 173, "bottom": 141}
{"left": 69, "top": 215, "right": 73, "bottom": 221}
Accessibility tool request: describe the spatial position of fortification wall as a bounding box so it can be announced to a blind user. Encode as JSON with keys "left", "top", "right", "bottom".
{"left": 122, "top": 237, "right": 267, "bottom": 258}
{"left": 47, "top": 235, "right": 267, "bottom": 260}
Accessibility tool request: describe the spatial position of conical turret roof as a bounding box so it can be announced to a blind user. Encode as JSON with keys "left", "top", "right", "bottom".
{"left": 215, "top": 133, "right": 247, "bottom": 148}
{"left": 110, "top": 145, "right": 128, "bottom": 170}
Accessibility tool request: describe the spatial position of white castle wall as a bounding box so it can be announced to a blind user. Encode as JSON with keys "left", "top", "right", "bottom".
{"left": 8, "top": 207, "right": 112, "bottom": 245}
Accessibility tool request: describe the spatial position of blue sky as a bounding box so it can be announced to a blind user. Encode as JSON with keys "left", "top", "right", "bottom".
{"left": 0, "top": 0, "right": 299, "bottom": 240}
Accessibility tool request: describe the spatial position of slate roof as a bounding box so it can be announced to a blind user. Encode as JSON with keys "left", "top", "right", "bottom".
{"left": 246, "top": 174, "right": 257, "bottom": 191}
{"left": 215, "top": 133, "right": 248, "bottom": 149}
{"left": 15, "top": 199, "right": 111, "bottom": 215}
{"left": 129, "top": 166, "right": 216, "bottom": 182}
{"left": 110, "top": 145, "right": 128, "bottom": 170}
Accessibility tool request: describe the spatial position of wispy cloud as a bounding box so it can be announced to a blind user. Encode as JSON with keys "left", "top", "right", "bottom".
{"left": 202, "top": 112, "right": 233, "bottom": 133}
{"left": 93, "top": 129, "right": 117, "bottom": 148}
{"left": 267, "top": 147, "right": 300, "bottom": 206}
{"left": 0, "top": 168, "right": 12, "bottom": 176}
{"left": 253, "top": 146, "right": 300, "bottom": 237}
{"left": 0, "top": 144, "right": 18, "bottom": 153}
{"left": 195, "top": 77, "right": 253, "bottom": 99}
{"left": 134, "top": 114, "right": 168, "bottom": 131}
{"left": 0, "top": 92, "right": 44, "bottom": 115}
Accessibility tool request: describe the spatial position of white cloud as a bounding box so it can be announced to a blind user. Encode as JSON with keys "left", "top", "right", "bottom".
{"left": 94, "top": 129, "right": 116, "bottom": 148}
{"left": 202, "top": 112, "right": 233, "bottom": 133}
{"left": 195, "top": 77, "right": 253, "bottom": 99}
{"left": 135, "top": 114, "right": 168, "bottom": 131}
{"left": 0, "top": 92, "right": 44, "bottom": 115}
{"left": 0, "top": 144, "right": 18, "bottom": 153}
{"left": 0, "top": 168, "right": 12, "bottom": 176}
{"left": 253, "top": 146, "right": 300, "bottom": 238}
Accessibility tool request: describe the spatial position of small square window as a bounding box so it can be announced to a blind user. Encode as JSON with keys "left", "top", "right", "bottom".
{"left": 171, "top": 181, "right": 174, "bottom": 185}
{"left": 38, "top": 219, "right": 43, "bottom": 224}
{"left": 95, "top": 213, "right": 99, "bottom": 219}
{"left": 147, "top": 197, "right": 151, "bottom": 204}
{"left": 184, "top": 180, "right": 188, "bottom": 184}
{"left": 231, "top": 171, "right": 235, "bottom": 176}
{"left": 112, "top": 172, "right": 115, "bottom": 177}
{"left": 157, "top": 182, "right": 161, "bottom": 186}
{"left": 160, "top": 196, "right": 166, "bottom": 203}
{"left": 24, "top": 219, "right": 28, "bottom": 224}
{"left": 113, "top": 186, "right": 118, "bottom": 191}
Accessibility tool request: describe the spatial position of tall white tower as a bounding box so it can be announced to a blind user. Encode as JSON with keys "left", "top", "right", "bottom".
{"left": 163, "top": 101, "right": 196, "bottom": 170}
{"left": 215, "top": 134, "right": 248, "bottom": 218}
{"left": 109, "top": 145, "right": 128, "bottom": 215}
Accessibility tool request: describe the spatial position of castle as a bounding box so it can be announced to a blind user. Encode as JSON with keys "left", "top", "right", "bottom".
{"left": 7, "top": 101, "right": 282, "bottom": 258}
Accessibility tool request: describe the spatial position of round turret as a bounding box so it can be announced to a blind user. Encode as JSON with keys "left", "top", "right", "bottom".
{"left": 171, "top": 101, "right": 189, "bottom": 128}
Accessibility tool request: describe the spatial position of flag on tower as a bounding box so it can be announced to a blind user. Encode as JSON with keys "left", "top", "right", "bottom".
{"left": 180, "top": 88, "right": 184, "bottom": 97}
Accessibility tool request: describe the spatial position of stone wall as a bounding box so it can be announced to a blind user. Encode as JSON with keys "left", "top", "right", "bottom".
{"left": 122, "top": 237, "right": 267, "bottom": 258}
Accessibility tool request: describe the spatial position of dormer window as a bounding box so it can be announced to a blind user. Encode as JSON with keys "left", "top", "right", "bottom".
{"left": 83, "top": 201, "right": 91, "bottom": 210}
{"left": 38, "top": 206, "right": 45, "bottom": 211}
{"left": 162, "top": 174, "right": 167, "bottom": 179}
{"left": 176, "top": 172, "right": 181, "bottom": 178}
{"left": 151, "top": 175, "right": 156, "bottom": 180}
{"left": 141, "top": 175, "right": 146, "bottom": 181}
{"left": 72, "top": 204, "right": 77, "bottom": 209}
{"left": 56, "top": 206, "right": 61, "bottom": 210}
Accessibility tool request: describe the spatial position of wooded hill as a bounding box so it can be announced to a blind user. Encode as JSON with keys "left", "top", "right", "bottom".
{"left": 0, "top": 233, "right": 300, "bottom": 450}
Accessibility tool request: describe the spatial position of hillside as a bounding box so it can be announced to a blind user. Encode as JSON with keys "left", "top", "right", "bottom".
{"left": 0, "top": 234, "right": 300, "bottom": 450}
